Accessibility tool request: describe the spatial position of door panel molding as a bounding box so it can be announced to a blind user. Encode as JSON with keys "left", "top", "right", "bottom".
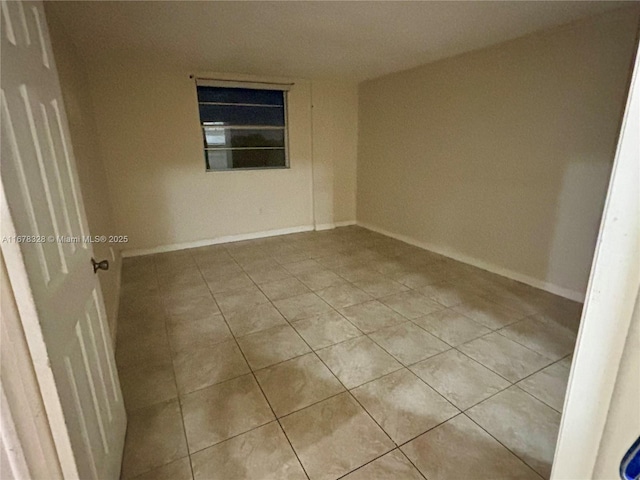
{"left": 1, "top": 1, "right": 126, "bottom": 478}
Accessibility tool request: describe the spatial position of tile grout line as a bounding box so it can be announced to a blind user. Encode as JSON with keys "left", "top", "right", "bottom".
{"left": 301, "top": 229, "right": 574, "bottom": 475}
{"left": 155, "top": 252, "right": 221, "bottom": 480}
{"left": 204, "top": 233, "right": 567, "bottom": 370}
{"left": 199, "top": 238, "right": 562, "bottom": 479}
{"left": 248, "top": 271, "right": 413, "bottom": 479}
{"left": 180, "top": 417, "right": 282, "bottom": 458}
{"left": 513, "top": 353, "right": 573, "bottom": 414}
{"left": 423, "top": 354, "right": 570, "bottom": 478}
{"left": 333, "top": 444, "right": 431, "bottom": 480}
{"left": 492, "top": 316, "right": 577, "bottom": 359}
{"left": 395, "top": 448, "right": 429, "bottom": 480}
{"left": 194, "top": 251, "right": 313, "bottom": 480}
{"left": 450, "top": 328, "right": 565, "bottom": 384}
{"left": 156, "top": 254, "right": 197, "bottom": 480}
{"left": 120, "top": 227, "right": 577, "bottom": 479}
{"left": 240, "top": 264, "right": 393, "bottom": 480}
{"left": 121, "top": 255, "right": 197, "bottom": 480}
{"left": 462, "top": 412, "right": 547, "bottom": 480}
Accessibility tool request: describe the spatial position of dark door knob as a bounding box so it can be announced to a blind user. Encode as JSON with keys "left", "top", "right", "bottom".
{"left": 91, "top": 258, "right": 109, "bottom": 274}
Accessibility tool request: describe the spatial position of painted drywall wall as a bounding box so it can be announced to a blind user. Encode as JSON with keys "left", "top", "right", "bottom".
{"left": 311, "top": 81, "right": 358, "bottom": 227}
{"left": 90, "top": 65, "right": 313, "bottom": 253}
{"left": 69, "top": 59, "right": 358, "bottom": 253}
{"left": 46, "top": 12, "right": 121, "bottom": 339}
{"left": 357, "top": 7, "right": 639, "bottom": 299}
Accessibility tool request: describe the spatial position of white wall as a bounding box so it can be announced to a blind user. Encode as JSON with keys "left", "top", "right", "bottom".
{"left": 311, "top": 81, "right": 358, "bottom": 227}
{"left": 46, "top": 11, "right": 121, "bottom": 338}
{"left": 72, "top": 59, "right": 358, "bottom": 254}
{"left": 357, "top": 7, "right": 639, "bottom": 300}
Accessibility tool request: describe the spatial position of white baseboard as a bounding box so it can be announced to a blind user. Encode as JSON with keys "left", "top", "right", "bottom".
{"left": 122, "top": 225, "right": 315, "bottom": 257}
{"left": 122, "top": 221, "right": 359, "bottom": 258}
{"left": 121, "top": 218, "right": 583, "bottom": 301}
{"left": 357, "top": 221, "right": 585, "bottom": 302}
{"left": 335, "top": 220, "right": 357, "bottom": 228}
{"left": 314, "top": 223, "right": 336, "bottom": 231}
{"left": 316, "top": 220, "right": 357, "bottom": 230}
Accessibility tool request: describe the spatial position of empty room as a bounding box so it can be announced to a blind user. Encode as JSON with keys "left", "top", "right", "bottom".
{"left": 1, "top": 1, "right": 639, "bottom": 480}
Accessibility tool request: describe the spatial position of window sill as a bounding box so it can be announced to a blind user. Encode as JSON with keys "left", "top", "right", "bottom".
{"left": 206, "top": 166, "right": 290, "bottom": 172}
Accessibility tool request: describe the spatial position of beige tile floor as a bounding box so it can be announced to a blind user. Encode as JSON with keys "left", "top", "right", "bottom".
{"left": 116, "top": 226, "right": 581, "bottom": 480}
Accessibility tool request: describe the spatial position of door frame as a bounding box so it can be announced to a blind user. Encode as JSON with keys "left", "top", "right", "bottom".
{"left": 551, "top": 36, "right": 640, "bottom": 479}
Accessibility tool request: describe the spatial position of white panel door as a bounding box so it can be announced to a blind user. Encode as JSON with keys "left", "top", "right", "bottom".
{"left": 0, "top": 1, "right": 126, "bottom": 479}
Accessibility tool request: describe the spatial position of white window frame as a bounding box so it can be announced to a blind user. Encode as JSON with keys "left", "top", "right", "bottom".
{"left": 194, "top": 78, "right": 293, "bottom": 172}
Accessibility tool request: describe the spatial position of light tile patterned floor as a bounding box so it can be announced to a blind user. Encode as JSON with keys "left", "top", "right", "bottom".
{"left": 117, "top": 226, "right": 581, "bottom": 480}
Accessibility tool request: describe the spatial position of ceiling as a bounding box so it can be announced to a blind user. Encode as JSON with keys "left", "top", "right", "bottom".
{"left": 46, "top": 1, "right": 633, "bottom": 82}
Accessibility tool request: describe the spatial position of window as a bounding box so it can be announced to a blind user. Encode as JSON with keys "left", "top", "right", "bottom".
{"left": 196, "top": 83, "right": 289, "bottom": 171}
